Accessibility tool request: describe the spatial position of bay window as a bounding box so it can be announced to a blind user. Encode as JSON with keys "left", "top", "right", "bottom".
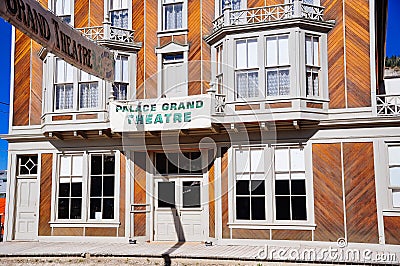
{"left": 113, "top": 55, "right": 129, "bottom": 100}
{"left": 306, "top": 35, "right": 320, "bottom": 97}
{"left": 235, "top": 39, "right": 259, "bottom": 99}
{"left": 388, "top": 146, "right": 400, "bottom": 208}
{"left": 163, "top": 0, "right": 184, "bottom": 30}
{"left": 54, "top": 0, "right": 72, "bottom": 24}
{"left": 79, "top": 71, "right": 99, "bottom": 109}
{"left": 54, "top": 59, "right": 74, "bottom": 111}
{"left": 110, "top": 0, "right": 129, "bottom": 29}
{"left": 266, "top": 35, "right": 290, "bottom": 96}
{"left": 216, "top": 45, "right": 224, "bottom": 94}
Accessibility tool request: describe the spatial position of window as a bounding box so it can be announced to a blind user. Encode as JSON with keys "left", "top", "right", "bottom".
{"left": 274, "top": 147, "right": 307, "bottom": 220}
{"left": 163, "top": 0, "right": 183, "bottom": 30}
{"left": 266, "top": 35, "right": 290, "bottom": 96}
{"left": 18, "top": 155, "right": 38, "bottom": 176}
{"left": 305, "top": 35, "right": 320, "bottom": 97}
{"left": 216, "top": 45, "right": 224, "bottom": 94}
{"left": 54, "top": 0, "right": 72, "bottom": 24}
{"left": 54, "top": 59, "right": 74, "bottom": 110}
{"left": 162, "top": 53, "right": 187, "bottom": 97}
{"left": 220, "top": 0, "right": 242, "bottom": 14}
{"left": 79, "top": 71, "right": 99, "bottom": 109}
{"left": 388, "top": 146, "right": 400, "bottom": 208}
{"left": 235, "top": 39, "right": 259, "bottom": 99}
{"left": 110, "top": 0, "right": 129, "bottom": 29}
{"left": 235, "top": 148, "right": 266, "bottom": 220}
{"left": 56, "top": 153, "right": 116, "bottom": 221}
{"left": 113, "top": 55, "right": 129, "bottom": 100}
{"left": 156, "top": 152, "right": 202, "bottom": 175}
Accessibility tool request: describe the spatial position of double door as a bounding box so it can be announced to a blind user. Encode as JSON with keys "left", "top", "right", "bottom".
{"left": 154, "top": 177, "right": 203, "bottom": 241}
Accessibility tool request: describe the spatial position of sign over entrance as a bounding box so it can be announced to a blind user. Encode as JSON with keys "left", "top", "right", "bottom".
{"left": 0, "top": 0, "right": 114, "bottom": 82}
{"left": 110, "top": 95, "right": 212, "bottom": 132}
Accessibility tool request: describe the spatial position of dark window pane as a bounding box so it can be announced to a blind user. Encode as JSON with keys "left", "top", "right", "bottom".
{"left": 59, "top": 183, "right": 70, "bottom": 197}
{"left": 103, "top": 176, "right": 115, "bottom": 196}
{"left": 70, "top": 198, "right": 82, "bottom": 219}
{"left": 276, "top": 196, "right": 290, "bottom": 220}
{"left": 31, "top": 156, "right": 38, "bottom": 164}
{"left": 179, "top": 153, "right": 191, "bottom": 174}
{"left": 103, "top": 198, "right": 114, "bottom": 219}
{"left": 292, "top": 196, "right": 307, "bottom": 220}
{"left": 90, "top": 198, "right": 102, "bottom": 219}
{"left": 236, "top": 180, "right": 250, "bottom": 195}
{"left": 90, "top": 176, "right": 102, "bottom": 197}
{"left": 158, "top": 182, "right": 175, "bottom": 208}
{"left": 251, "top": 197, "right": 265, "bottom": 220}
{"left": 58, "top": 198, "right": 69, "bottom": 219}
{"left": 275, "top": 180, "right": 290, "bottom": 195}
{"left": 156, "top": 153, "right": 167, "bottom": 174}
{"left": 291, "top": 180, "right": 306, "bottom": 195}
{"left": 91, "top": 155, "right": 102, "bottom": 175}
{"left": 236, "top": 197, "right": 250, "bottom": 220}
{"left": 191, "top": 152, "right": 202, "bottom": 174}
{"left": 31, "top": 165, "right": 38, "bottom": 175}
{"left": 183, "top": 181, "right": 201, "bottom": 208}
{"left": 167, "top": 153, "right": 179, "bottom": 174}
{"left": 71, "top": 182, "right": 82, "bottom": 197}
{"left": 251, "top": 180, "right": 265, "bottom": 195}
{"left": 104, "top": 155, "right": 115, "bottom": 174}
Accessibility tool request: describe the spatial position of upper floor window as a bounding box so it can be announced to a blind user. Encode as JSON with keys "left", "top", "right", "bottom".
{"left": 220, "top": 0, "right": 242, "bottom": 15}
{"left": 388, "top": 146, "right": 400, "bottom": 208}
{"left": 54, "top": 0, "right": 72, "bottom": 24}
{"left": 163, "top": 0, "right": 184, "bottom": 30}
{"left": 55, "top": 59, "right": 74, "bottom": 110}
{"left": 266, "top": 35, "right": 290, "bottom": 97}
{"left": 235, "top": 38, "right": 259, "bottom": 99}
{"left": 305, "top": 35, "right": 320, "bottom": 97}
{"left": 110, "top": 0, "right": 129, "bottom": 29}
{"left": 162, "top": 53, "right": 187, "bottom": 97}
{"left": 156, "top": 152, "right": 202, "bottom": 175}
{"left": 113, "top": 55, "right": 129, "bottom": 101}
{"left": 216, "top": 44, "right": 224, "bottom": 94}
{"left": 79, "top": 71, "right": 99, "bottom": 109}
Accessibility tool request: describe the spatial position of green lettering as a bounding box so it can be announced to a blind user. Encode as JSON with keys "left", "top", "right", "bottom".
{"left": 154, "top": 114, "right": 163, "bottom": 124}
{"left": 164, "top": 113, "right": 172, "bottom": 123}
{"left": 162, "top": 103, "right": 169, "bottom": 111}
{"left": 184, "top": 112, "right": 191, "bottom": 122}
{"left": 178, "top": 102, "right": 185, "bottom": 110}
{"left": 151, "top": 104, "right": 156, "bottom": 111}
{"left": 173, "top": 113, "right": 182, "bottom": 123}
{"left": 186, "top": 101, "right": 195, "bottom": 109}
{"left": 196, "top": 101, "right": 204, "bottom": 108}
{"left": 170, "top": 103, "right": 177, "bottom": 110}
{"left": 116, "top": 105, "right": 122, "bottom": 112}
{"left": 136, "top": 115, "right": 144, "bottom": 124}
{"left": 146, "top": 114, "right": 153, "bottom": 124}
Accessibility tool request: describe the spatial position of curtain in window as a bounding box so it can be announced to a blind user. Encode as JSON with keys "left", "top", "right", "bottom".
{"left": 110, "top": 9, "right": 129, "bottom": 28}
{"left": 248, "top": 72, "right": 259, "bottom": 98}
{"left": 55, "top": 84, "right": 73, "bottom": 110}
{"left": 80, "top": 83, "right": 98, "bottom": 108}
{"left": 165, "top": 4, "right": 183, "bottom": 30}
{"left": 279, "top": 70, "right": 290, "bottom": 95}
{"left": 222, "top": 0, "right": 241, "bottom": 11}
{"left": 113, "top": 83, "right": 128, "bottom": 100}
{"left": 236, "top": 73, "right": 247, "bottom": 98}
{"left": 267, "top": 71, "right": 278, "bottom": 96}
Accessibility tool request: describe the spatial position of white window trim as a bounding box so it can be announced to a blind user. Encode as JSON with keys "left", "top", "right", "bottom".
{"left": 50, "top": 0, "right": 74, "bottom": 25}
{"left": 214, "top": 0, "right": 248, "bottom": 17}
{"left": 108, "top": 0, "right": 132, "bottom": 29}
{"left": 386, "top": 144, "right": 400, "bottom": 211}
{"left": 158, "top": 0, "right": 188, "bottom": 34}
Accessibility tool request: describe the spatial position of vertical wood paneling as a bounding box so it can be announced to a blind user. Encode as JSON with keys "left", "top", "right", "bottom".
{"left": 345, "top": 0, "right": 371, "bottom": 108}
{"left": 188, "top": 0, "right": 202, "bottom": 95}
{"left": 13, "top": 30, "right": 31, "bottom": 127}
{"left": 343, "top": 142, "right": 378, "bottom": 244}
{"left": 132, "top": 1, "right": 145, "bottom": 99}
{"left": 313, "top": 143, "right": 345, "bottom": 242}
{"left": 384, "top": 216, "right": 400, "bottom": 245}
{"left": 30, "top": 41, "right": 43, "bottom": 126}
{"left": 89, "top": 0, "right": 104, "bottom": 27}
{"left": 208, "top": 162, "right": 215, "bottom": 238}
{"left": 134, "top": 152, "right": 147, "bottom": 237}
{"left": 74, "top": 0, "right": 89, "bottom": 28}
{"left": 145, "top": 0, "right": 158, "bottom": 99}
{"left": 221, "top": 148, "right": 230, "bottom": 239}
{"left": 321, "top": 0, "right": 346, "bottom": 109}
{"left": 39, "top": 154, "right": 53, "bottom": 236}
{"left": 119, "top": 152, "right": 126, "bottom": 237}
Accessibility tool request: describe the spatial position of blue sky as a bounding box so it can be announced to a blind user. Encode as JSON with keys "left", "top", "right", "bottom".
{"left": 0, "top": 2, "right": 398, "bottom": 170}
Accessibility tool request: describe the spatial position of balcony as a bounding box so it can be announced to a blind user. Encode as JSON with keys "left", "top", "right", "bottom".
{"left": 377, "top": 95, "right": 400, "bottom": 116}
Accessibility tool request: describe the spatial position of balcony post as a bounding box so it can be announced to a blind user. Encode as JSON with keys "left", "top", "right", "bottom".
{"left": 293, "top": 0, "right": 302, "bottom": 18}
{"left": 103, "top": 0, "right": 111, "bottom": 39}
{"left": 223, "top": 0, "right": 231, "bottom": 26}
{"left": 109, "top": 83, "right": 115, "bottom": 102}
{"left": 208, "top": 81, "right": 217, "bottom": 115}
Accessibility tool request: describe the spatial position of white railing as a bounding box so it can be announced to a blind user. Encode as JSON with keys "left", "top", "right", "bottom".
{"left": 377, "top": 95, "right": 400, "bottom": 116}
{"left": 215, "top": 94, "right": 226, "bottom": 114}
{"left": 78, "top": 24, "right": 135, "bottom": 44}
{"left": 212, "top": 0, "right": 325, "bottom": 32}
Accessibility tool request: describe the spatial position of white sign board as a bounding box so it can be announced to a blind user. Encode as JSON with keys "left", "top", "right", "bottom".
{"left": 110, "top": 95, "right": 212, "bottom": 132}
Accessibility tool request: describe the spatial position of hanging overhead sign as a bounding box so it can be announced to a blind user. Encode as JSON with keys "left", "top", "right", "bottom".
{"left": 110, "top": 95, "right": 212, "bottom": 132}
{"left": 0, "top": 0, "right": 115, "bottom": 82}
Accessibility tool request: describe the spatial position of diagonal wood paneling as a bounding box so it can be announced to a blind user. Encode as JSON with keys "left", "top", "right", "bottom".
{"left": 13, "top": 30, "right": 31, "bottom": 127}
{"left": 272, "top": 230, "right": 312, "bottom": 241}
{"left": 345, "top": 0, "right": 371, "bottom": 108}
{"left": 30, "top": 41, "right": 43, "bottom": 126}
{"left": 188, "top": 0, "right": 202, "bottom": 95}
{"left": 313, "top": 143, "right": 345, "bottom": 242}
{"left": 52, "top": 227, "right": 83, "bottom": 236}
{"left": 119, "top": 152, "right": 126, "bottom": 237}
{"left": 209, "top": 161, "right": 215, "bottom": 238}
{"left": 132, "top": 0, "right": 145, "bottom": 99}
{"left": 134, "top": 152, "right": 147, "bottom": 237}
{"left": 221, "top": 148, "right": 230, "bottom": 239}
{"left": 384, "top": 216, "right": 400, "bottom": 245}
{"left": 74, "top": 0, "right": 89, "bottom": 28}
{"left": 321, "top": 0, "right": 346, "bottom": 109}
{"left": 202, "top": 0, "right": 214, "bottom": 92}
{"left": 232, "top": 229, "right": 269, "bottom": 239}
{"left": 145, "top": 0, "right": 158, "bottom": 99}
{"left": 343, "top": 142, "right": 378, "bottom": 244}
{"left": 39, "top": 153, "right": 53, "bottom": 236}
{"left": 89, "top": 0, "right": 104, "bottom": 27}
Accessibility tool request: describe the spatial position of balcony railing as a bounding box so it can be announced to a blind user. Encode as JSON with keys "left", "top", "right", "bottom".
{"left": 377, "top": 95, "right": 400, "bottom": 116}
{"left": 213, "top": 0, "right": 325, "bottom": 32}
{"left": 78, "top": 24, "right": 135, "bottom": 44}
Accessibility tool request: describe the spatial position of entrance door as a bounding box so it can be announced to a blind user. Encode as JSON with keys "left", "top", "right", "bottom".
{"left": 14, "top": 178, "right": 38, "bottom": 240}
{"left": 154, "top": 178, "right": 203, "bottom": 241}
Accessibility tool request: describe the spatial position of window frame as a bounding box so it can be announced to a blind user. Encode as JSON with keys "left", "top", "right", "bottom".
{"left": 78, "top": 70, "right": 99, "bottom": 110}
{"left": 113, "top": 54, "right": 130, "bottom": 101}
{"left": 159, "top": 0, "right": 188, "bottom": 33}
{"left": 52, "top": 0, "right": 74, "bottom": 25}
{"left": 305, "top": 35, "right": 321, "bottom": 98}
{"left": 387, "top": 145, "right": 400, "bottom": 210}
{"left": 54, "top": 58, "right": 74, "bottom": 111}
{"left": 109, "top": 0, "right": 130, "bottom": 29}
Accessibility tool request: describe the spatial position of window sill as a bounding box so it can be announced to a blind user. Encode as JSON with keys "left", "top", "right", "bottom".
{"left": 50, "top": 221, "right": 121, "bottom": 228}
{"left": 227, "top": 222, "right": 316, "bottom": 230}
{"left": 157, "top": 28, "right": 188, "bottom": 37}
{"left": 382, "top": 209, "right": 400, "bottom": 216}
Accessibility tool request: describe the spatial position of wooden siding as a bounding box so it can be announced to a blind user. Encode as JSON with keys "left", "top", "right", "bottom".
{"left": 232, "top": 229, "right": 269, "bottom": 239}
{"left": 221, "top": 148, "right": 230, "bottom": 239}
{"left": 52, "top": 227, "right": 83, "bottom": 236}
{"left": 208, "top": 162, "right": 215, "bottom": 238}
{"left": 384, "top": 216, "right": 400, "bottom": 245}
{"left": 202, "top": 0, "right": 214, "bottom": 92}
{"left": 313, "top": 143, "right": 345, "bottom": 242}
{"left": 188, "top": 0, "right": 202, "bottom": 95}
{"left": 13, "top": 30, "right": 31, "bottom": 127}
{"left": 119, "top": 152, "right": 126, "bottom": 237}
{"left": 343, "top": 142, "right": 378, "bottom": 244}
{"left": 145, "top": 0, "right": 158, "bottom": 99}
{"left": 30, "top": 41, "right": 43, "bottom": 125}
{"left": 132, "top": 0, "right": 145, "bottom": 99}
{"left": 85, "top": 227, "right": 117, "bottom": 237}
{"left": 89, "top": 0, "right": 104, "bottom": 27}
{"left": 134, "top": 152, "right": 147, "bottom": 237}
{"left": 38, "top": 154, "right": 53, "bottom": 236}
{"left": 74, "top": 0, "right": 89, "bottom": 28}
{"left": 344, "top": 0, "right": 371, "bottom": 108}
{"left": 272, "top": 230, "right": 312, "bottom": 241}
